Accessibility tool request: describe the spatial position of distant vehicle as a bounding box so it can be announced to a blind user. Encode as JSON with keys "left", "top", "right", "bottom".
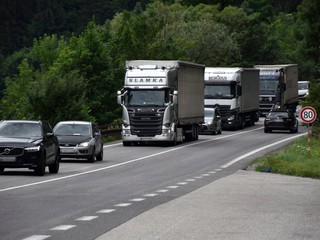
{"left": 264, "top": 110, "right": 298, "bottom": 133}
{"left": 53, "top": 121, "right": 104, "bottom": 162}
{"left": 204, "top": 67, "right": 260, "bottom": 130}
{"left": 0, "top": 120, "right": 60, "bottom": 176}
{"left": 200, "top": 107, "right": 222, "bottom": 135}
{"left": 254, "top": 64, "right": 299, "bottom": 116}
{"left": 298, "top": 81, "right": 310, "bottom": 99}
{"left": 117, "top": 60, "right": 205, "bottom": 146}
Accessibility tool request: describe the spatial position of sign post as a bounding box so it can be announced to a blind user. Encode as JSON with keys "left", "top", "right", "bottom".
{"left": 299, "top": 106, "right": 317, "bottom": 152}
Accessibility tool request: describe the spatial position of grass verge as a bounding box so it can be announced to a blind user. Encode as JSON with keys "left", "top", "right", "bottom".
{"left": 251, "top": 135, "right": 320, "bottom": 179}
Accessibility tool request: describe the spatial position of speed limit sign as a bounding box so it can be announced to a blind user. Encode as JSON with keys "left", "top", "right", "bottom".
{"left": 300, "top": 106, "right": 317, "bottom": 123}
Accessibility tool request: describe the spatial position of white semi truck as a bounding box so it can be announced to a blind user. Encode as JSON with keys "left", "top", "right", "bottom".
{"left": 117, "top": 60, "right": 205, "bottom": 146}
{"left": 204, "top": 67, "right": 260, "bottom": 129}
{"left": 254, "top": 64, "right": 299, "bottom": 115}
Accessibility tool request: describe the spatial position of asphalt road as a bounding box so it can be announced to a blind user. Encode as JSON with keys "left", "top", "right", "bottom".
{"left": 0, "top": 119, "right": 308, "bottom": 240}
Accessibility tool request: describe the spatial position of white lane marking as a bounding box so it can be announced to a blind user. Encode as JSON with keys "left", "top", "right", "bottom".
{"left": 215, "top": 168, "right": 222, "bottom": 171}
{"left": 144, "top": 193, "right": 158, "bottom": 197}
{"left": 114, "top": 203, "right": 132, "bottom": 207}
{"left": 167, "top": 186, "right": 179, "bottom": 189}
{"left": 103, "top": 143, "right": 122, "bottom": 148}
{"left": 221, "top": 133, "right": 307, "bottom": 168}
{"left": 194, "top": 176, "right": 203, "bottom": 179}
{"left": 96, "top": 209, "right": 116, "bottom": 213}
{"left": 76, "top": 216, "right": 98, "bottom": 221}
{"left": 22, "top": 235, "right": 51, "bottom": 240}
{"left": 156, "top": 189, "right": 169, "bottom": 193}
{"left": 202, "top": 174, "right": 210, "bottom": 176}
{"left": 50, "top": 225, "right": 76, "bottom": 231}
{"left": 208, "top": 171, "right": 216, "bottom": 174}
{"left": 1, "top": 126, "right": 294, "bottom": 193}
{"left": 177, "top": 182, "right": 188, "bottom": 185}
{"left": 185, "top": 179, "right": 196, "bottom": 182}
{"left": 130, "top": 198, "right": 145, "bottom": 202}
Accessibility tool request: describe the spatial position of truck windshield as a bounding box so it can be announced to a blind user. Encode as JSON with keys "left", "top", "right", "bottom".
{"left": 124, "top": 89, "right": 169, "bottom": 106}
{"left": 259, "top": 80, "right": 279, "bottom": 94}
{"left": 204, "top": 84, "right": 235, "bottom": 99}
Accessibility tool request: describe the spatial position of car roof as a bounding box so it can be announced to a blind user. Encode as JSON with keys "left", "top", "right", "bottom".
{"left": 1, "top": 120, "right": 41, "bottom": 124}
{"left": 55, "top": 121, "right": 92, "bottom": 125}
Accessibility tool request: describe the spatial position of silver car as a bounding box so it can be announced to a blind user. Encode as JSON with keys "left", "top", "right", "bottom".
{"left": 200, "top": 107, "right": 222, "bottom": 135}
{"left": 53, "top": 121, "right": 104, "bottom": 162}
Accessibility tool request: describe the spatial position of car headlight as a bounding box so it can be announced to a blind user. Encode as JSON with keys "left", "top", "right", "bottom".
{"left": 79, "top": 142, "right": 90, "bottom": 147}
{"left": 25, "top": 146, "right": 41, "bottom": 152}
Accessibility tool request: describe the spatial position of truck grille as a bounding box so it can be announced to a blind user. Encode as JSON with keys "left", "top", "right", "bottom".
{"left": 128, "top": 108, "right": 164, "bottom": 137}
{"left": 205, "top": 105, "right": 230, "bottom": 117}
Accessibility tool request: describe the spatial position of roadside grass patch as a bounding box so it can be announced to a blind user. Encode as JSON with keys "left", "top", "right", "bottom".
{"left": 252, "top": 136, "right": 320, "bottom": 179}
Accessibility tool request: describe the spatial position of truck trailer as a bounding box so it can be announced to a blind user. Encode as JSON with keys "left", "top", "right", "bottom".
{"left": 254, "top": 64, "right": 299, "bottom": 115}
{"left": 117, "top": 60, "right": 205, "bottom": 146}
{"left": 204, "top": 67, "right": 260, "bottom": 130}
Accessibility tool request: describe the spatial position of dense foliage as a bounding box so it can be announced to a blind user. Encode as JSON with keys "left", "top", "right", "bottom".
{"left": 0, "top": 0, "right": 319, "bottom": 130}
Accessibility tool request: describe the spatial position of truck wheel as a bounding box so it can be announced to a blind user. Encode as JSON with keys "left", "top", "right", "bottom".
{"left": 238, "top": 116, "right": 245, "bottom": 129}
{"left": 0, "top": 167, "right": 4, "bottom": 173}
{"left": 123, "top": 141, "right": 131, "bottom": 146}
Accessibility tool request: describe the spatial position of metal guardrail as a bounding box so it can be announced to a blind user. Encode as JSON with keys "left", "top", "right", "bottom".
{"left": 100, "top": 128, "right": 121, "bottom": 137}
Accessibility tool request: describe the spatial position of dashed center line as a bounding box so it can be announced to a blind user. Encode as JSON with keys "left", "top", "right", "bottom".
{"left": 22, "top": 235, "right": 51, "bottom": 240}
{"left": 167, "top": 186, "right": 179, "bottom": 189}
{"left": 144, "top": 193, "right": 158, "bottom": 197}
{"left": 76, "top": 216, "right": 98, "bottom": 221}
{"left": 130, "top": 198, "right": 146, "bottom": 202}
{"left": 96, "top": 209, "right": 116, "bottom": 214}
{"left": 114, "top": 203, "right": 132, "bottom": 207}
{"left": 156, "top": 189, "right": 169, "bottom": 193}
{"left": 51, "top": 225, "right": 76, "bottom": 231}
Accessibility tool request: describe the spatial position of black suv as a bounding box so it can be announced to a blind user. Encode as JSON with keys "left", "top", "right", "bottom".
{"left": 0, "top": 120, "right": 60, "bottom": 176}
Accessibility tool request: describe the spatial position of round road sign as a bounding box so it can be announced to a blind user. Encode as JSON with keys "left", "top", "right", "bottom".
{"left": 300, "top": 106, "right": 317, "bottom": 123}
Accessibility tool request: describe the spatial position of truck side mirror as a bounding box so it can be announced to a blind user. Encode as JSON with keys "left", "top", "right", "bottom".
{"left": 173, "top": 90, "right": 178, "bottom": 105}
{"left": 117, "top": 90, "right": 122, "bottom": 104}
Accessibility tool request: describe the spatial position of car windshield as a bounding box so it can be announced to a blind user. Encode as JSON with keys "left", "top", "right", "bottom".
{"left": 0, "top": 122, "right": 42, "bottom": 138}
{"left": 54, "top": 123, "right": 90, "bottom": 136}
{"left": 268, "top": 112, "right": 289, "bottom": 118}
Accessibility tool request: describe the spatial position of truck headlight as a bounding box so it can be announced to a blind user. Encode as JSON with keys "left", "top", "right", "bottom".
{"left": 123, "top": 129, "right": 131, "bottom": 134}
{"left": 228, "top": 115, "right": 235, "bottom": 121}
{"left": 162, "top": 129, "right": 171, "bottom": 134}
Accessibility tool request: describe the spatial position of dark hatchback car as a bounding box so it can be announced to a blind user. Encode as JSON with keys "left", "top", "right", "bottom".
{"left": 0, "top": 120, "right": 60, "bottom": 176}
{"left": 53, "top": 121, "right": 104, "bottom": 162}
{"left": 264, "top": 110, "right": 299, "bottom": 133}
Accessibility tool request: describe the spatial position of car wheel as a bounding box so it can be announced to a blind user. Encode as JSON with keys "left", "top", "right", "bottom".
{"left": 49, "top": 151, "right": 60, "bottom": 173}
{"left": 0, "top": 167, "right": 4, "bottom": 173}
{"left": 35, "top": 152, "right": 46, "bottom": 176}
{"left": 88, "top": 148, "right": 95, "bottom": 163}
{"left": 96, "top": 146, "right": 103, "bottom": 161}
{"left": 264, "top": 128, "right": 269, "bottom": 133}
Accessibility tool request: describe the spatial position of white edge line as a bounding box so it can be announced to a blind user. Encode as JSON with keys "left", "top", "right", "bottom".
{"left": 0, "top": 127, "right": 282, "bottom": 193}
{"left": 221, "top": 132, "right": 307, "bottom": 169}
